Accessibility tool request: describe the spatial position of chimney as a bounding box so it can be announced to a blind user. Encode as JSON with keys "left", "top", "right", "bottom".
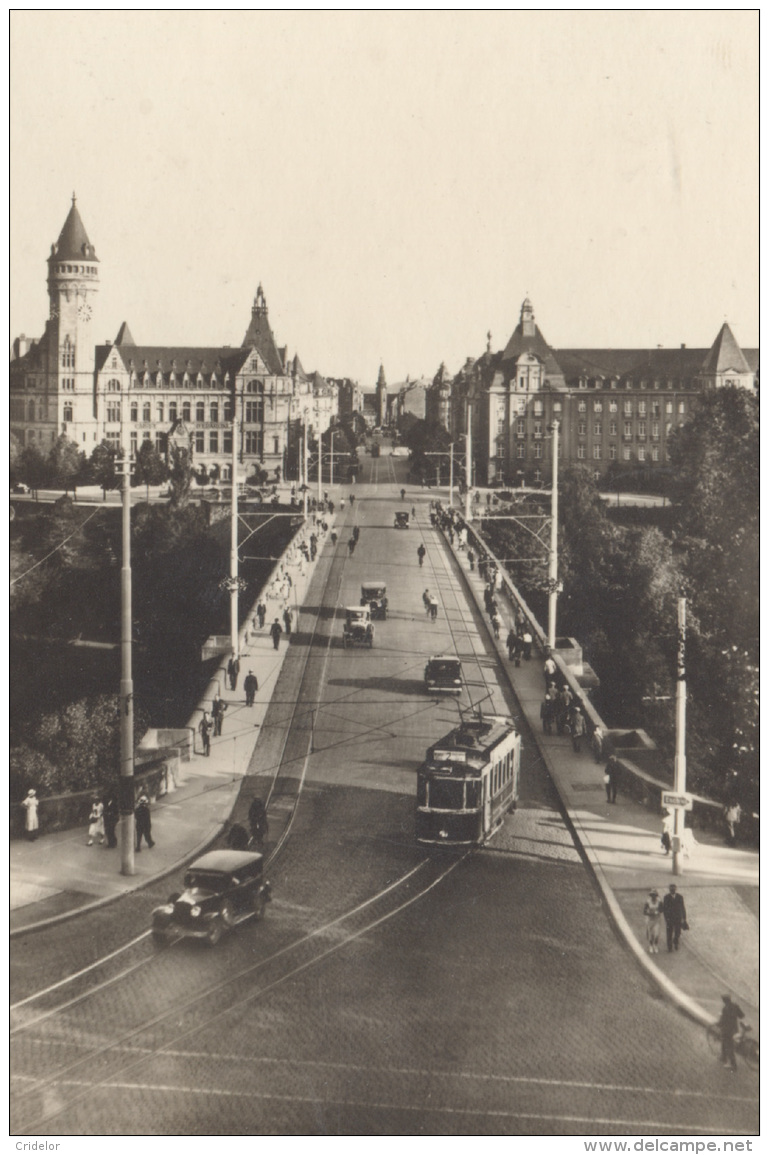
{"left": 680, "top": 343, "right": 686, "bottom": 349}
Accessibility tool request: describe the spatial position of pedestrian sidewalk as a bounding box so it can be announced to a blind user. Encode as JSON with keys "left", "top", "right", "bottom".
{"left": 445, "top": 522, "right": 759, "bottom": 1029}
{"left": 10, "top": 511, "right": 338, "bottom": 936}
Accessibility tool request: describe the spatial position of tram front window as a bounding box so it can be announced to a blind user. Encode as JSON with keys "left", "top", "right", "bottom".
{"left": 465, "top": 780, "right": 481, "bottom": 808}
{"left": 429, "top": 779, "right": 465, "bottom": 810}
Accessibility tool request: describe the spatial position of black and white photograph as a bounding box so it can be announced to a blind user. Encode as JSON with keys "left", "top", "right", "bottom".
{"left": 9, "top": 11, "right": 758, "bottom": 1144}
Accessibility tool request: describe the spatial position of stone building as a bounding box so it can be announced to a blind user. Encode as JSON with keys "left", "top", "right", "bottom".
{"left": 10, "top": 199, "right": 333, "bottom": 482}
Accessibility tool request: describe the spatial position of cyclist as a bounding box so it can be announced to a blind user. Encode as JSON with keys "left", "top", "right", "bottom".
{"left": 718, "top": 994, "right": 745, "bottom": 1071}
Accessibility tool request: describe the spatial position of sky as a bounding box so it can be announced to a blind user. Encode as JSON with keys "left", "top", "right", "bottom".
{"left": 10, "top": 11, "right": 758, "bottom": 386}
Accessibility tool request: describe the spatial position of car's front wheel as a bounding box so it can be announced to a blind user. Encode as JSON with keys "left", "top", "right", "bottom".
{"left": 206, "top": 920, "right": 223, "bottom": 947}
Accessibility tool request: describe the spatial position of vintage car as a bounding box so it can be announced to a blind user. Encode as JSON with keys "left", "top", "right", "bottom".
{"left": 394, "top": 511, "right": 410, "bottom": 529}
{"left": 343, "top": 606, "right": 374, "bottom": 648}
{"left": 151, "top": 850, "right": 271, "bottom": 947}
{"left": 361, "top": 581, "right": 388, "bottom": 619}
{"left": 424, "top": 656, "right": 463, "bottom": 694}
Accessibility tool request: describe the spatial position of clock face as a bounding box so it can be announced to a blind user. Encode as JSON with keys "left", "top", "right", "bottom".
{"left": 77, "top": 301, "right": 92, "bottom": 322}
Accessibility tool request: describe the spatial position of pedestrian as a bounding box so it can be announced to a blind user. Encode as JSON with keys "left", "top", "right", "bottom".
{"left": 310, "top": 533, "right": 318, "bottom": 560}
{"left": 478, "top": 556, "right": 487, "bottom": 581}
{"left": 522, "top": 629, "right": 533, "bottom": 661}
{"left": 423, "top": 589, "right": 431, "bottom": 614}
{"left": 227, "top": 655, "right": 240, "bottom": 691}
{"left": 662, "top": 883, "right": 688, "bottom": 952}
{"left": 87, "top": 798, "right": 105, "bottom": 846}
{"left": 417, "top": 543, "right": 426, "bottom": 567}
{"left": 591, "top": 726, "right": 605, "bottom": 763}
{"left": 506, "top": 629, "right": 517, "bottom": 662}
{"left": 724, "top": 802, "right": 742, "bottom": 846}
{"left": 571, "top": 707, "right": 587, "bottom": 753}
{"left": 540, "top": 693, "right": 555, "bottom": 736}
{"left": 543, "top": 654, "right": 557, "bottom": 690}
{"left": 718, "top": 995, "right": 745, "bottom": 1071}
{"left": 256, "top": 602, "right": 267, "bottom": 629}
{"left": 643, "top": 889, "right": 663, "bottom": 954}
{"left": 604, "top": 755, "right": 620, "bottom": 803}
{"left": 660, "top": 809, "right": 673, "bottom": 855}
{"left": 330, "top": 530, "right": 337, "bottom": 545}
{"left": 212, "top": 695, "right": 227, "bottom": 737}
{"left": 340, "top": 498, "right": 345, "bottom": 511}
{"left": 21, "top": 789, "right": 39, "bottom": 841}
{"left": 401, "top": 489, "right": 406, "bottom": 501}
{"left": 328, "top": 500, "right": 334, "bottom": 515}
{"left": 411, "top": 505, "right": 416, "bottom": 518}
{"left": 199, "top": 710, "right": 213, "bottom": 756}
{"left": 348, "top": 536, "right": 356, "bottom": 555}
{"left": 467, "top": 548, "right": 475, "bottom": 571}
{"left": 244, "top": 670, "right": 258, "bottom": 707}
{"left": 248, "top": 797, "right": 269, "bottom": 846}
{"left": 429, "top": 596, "right": 438, "bottom": 622}
{"left": 350, "top": 494, "right": 355, "bottom": 507}
{"left": 515, "top": 607, "right": 526, "bottom": 636}
{"left": 491, "top": 612, "right": 501, "bottom": 639}
{"left": 555, "top": 685, "right": 573, "bottom": 735}
{"left": 135, "top": 793, "right": 154, "bottom": 851}
{"left": 352, "top": 525, "right": 360, "bottom": 542}
{"left": 270, "top": 618, "right": 283, "bottom": 650}
{"left": 283, "top": 606, "right": 293, "bottom": 635}
{"left": 227, "top": 823, "right": 250, "bottom": 850}
{"left": 103, "top": 791, "right": 120, "bottom": 848}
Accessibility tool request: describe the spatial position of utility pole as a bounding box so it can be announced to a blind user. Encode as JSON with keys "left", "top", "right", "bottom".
{"left": 317, "top": 422, "right": 322, "bottom": 506}
{"left": 673, "top": 595, "right": 687, "bottom": 877}
{"left": 119, "top": 409, "right": 135, "bottom": 876}
{"left": 464, "top": 403, "right": 472, "bottom": 521}
{"left": 302, "top": 418, "right": 308, "bottom": 519}
{"left": 449, "top": 442, "right": 454, "bottom": 509}
{"left": 330, "top": 430, "right": 334, "bottom": 489}
{"left": 230, "top": 417, "right": 239, "bottom": 660}
{"left": 547, "top": 419, "right": 560, "bottom": 649}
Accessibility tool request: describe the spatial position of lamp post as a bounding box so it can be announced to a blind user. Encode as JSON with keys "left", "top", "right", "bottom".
{"left": 118, "top": 409, "right": 135, "bottom": 876}
{"left": 229, "top": 417, "right": 239, "bottom": 659}
{"left": 547, "top": 419, "right": 560, "bottom": 650}
{"left": 673, "top": 595, "right": 687, "bottom": 877}
{"left": 464, "top": 403, "right": 472, "bottom": 521}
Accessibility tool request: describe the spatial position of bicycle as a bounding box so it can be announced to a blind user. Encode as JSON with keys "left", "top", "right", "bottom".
{"left": 706, "top": 1021, "right": 759, "bottom": 1071}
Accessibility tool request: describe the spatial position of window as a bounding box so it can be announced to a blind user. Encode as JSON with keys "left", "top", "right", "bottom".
{"left": 652, "top": 401, "right": 660, "bottom": 417}
{"left": 62, "top": 345, "right": 75, "bottom": 369}
{"left": 106, "top": 432, "right": 120, "bottom": 448}
{"left": 517, "top": 399, "right": 526, "bottom": 414}
{"left": 130, "top": 432, "right": 138, "bottom": 455}
{"left": 62, "top": 378, "right": 75, "bottom": 391}
{"left": 130, "top": 403, "right": 138, "bottom": 422}
{"left": 578, "top": 400, "right": 587, "bottom": 413}
{"left": 578, "top": 422, "right": 586, "bottom": 436}
{"left": 516, "top": 445, "right": 525, "bottom": 459}
{"left": 638, "top": 401, "right": 646, "bottom": 416}
{"left": 666, "top": 401, "right": 673, "bottom": 415}
{"left": 224, "top": 399, "right": 233, "bottom": 422}
{"left": 107, "top": 379, "right": 121, "bottom": 392}
{"left": 195, "top": 431, "right": 205, "bottom": 452}
{"left": 678, "top": 401, "right": 685, "bottom": 414}
{"left": 209, "top": 432, "right": 219, "bottom": 453}
{"left": 609, "top": 400, "right": 617, "bottom": 413}
{"left": 666, "top": 422, "right": 673, "bottom": 436}
{"left": 210, "top": 402, "right": 218, "bottom": 423}
{"left": 169, "top": 402, "right": 178, "bottom": 421}
{"left": 652, "top": 447, "right": 660, "bottom": 462}
{"left": 245, "top": 399, "right": 263, "bottom": 423}
{"left": 155, "top": 433, "right": 166, "bottom": 454}
{"left": 223, "top": 430, "right": 233, "bottom": 454}
{"left": 594, "top": 400, "right": 603, "bottom": 412}
{"left": 107, "top": 402, "right": 120, "bottom": 423}
{"left": 577, "top": 444, "right": 585, "bottom": 460}
{"left": 143, "top": 403, "right": 151, "bottom": 422}
{"left": 534, "top": 421, "right": 543, "bottom": 438}
{"left": 142, "top": 431, "right": 152, "bottom": 444}
{"left": 652, "top": 422, "right": 660, "bottom": 440}
{"left": 533, "top": 443, "right": 542, "bottom": 459}
{"left": 609, "top": 444, "right": 617, "bottom": 460}
{"left": 533, "top": 400, "right": 543, "bottom": 416}
{"left": 638, "top": 422, "right": 646, "bottom": 439}
{"left": 533, "top": 469, "right": 543, "bottom": 484}
{"left": 553, "top": 401, "right": 562, "bottom": 413}
{"left": 182, "top": 402, "right": 191, "bottom": 422}
{"left": 63, "top": 403, "right": 73, "bottom": 422}
{"left": 624, "top": 400, "right": 633, "bottom": 416}
{"left": 497, "top": 418, "right": 505, "bottom": 434}
{"left": 624, "top": 421, "right": 632, "bottom": 438}
{"left": 28, "top": 399, "right": 35, "bottom": 420}
{"left": 593, "top": 445, "right": 602, "bottom": 460}
{"left": 497, "top": 444, "right": 505, "bottom": 458}
{"left": 623, "top": 446, "right": 631, "bottom": 461}
{"left": 196, "top": 401, "right": 205, "bottom": 422}
{"left": 157, "top": 402, "right": 164, "bottom": 422}
{"left": 273, "top": 437, "right": 280, "bottom": 455}
{"left": 516, "top": 420, "right": 525, "bottom": 437}
{"left": 638, "top": 447, "right": 646, "bottom": 462}
{"left": 594, "top": 422, "right": 601, "bottom": 436}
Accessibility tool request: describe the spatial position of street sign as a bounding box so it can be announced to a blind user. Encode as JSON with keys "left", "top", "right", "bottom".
{"left": 662, "top": 791, "right": 693, "bottom": 811}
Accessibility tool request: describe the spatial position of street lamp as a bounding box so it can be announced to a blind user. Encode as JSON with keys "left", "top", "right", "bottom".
{"left": 547, "top": 419, "right": 559, "bottom": 650}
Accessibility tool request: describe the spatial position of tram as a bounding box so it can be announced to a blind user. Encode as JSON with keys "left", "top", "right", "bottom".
{"left": 416, "top": 713, "right": 521, "bottom": 846}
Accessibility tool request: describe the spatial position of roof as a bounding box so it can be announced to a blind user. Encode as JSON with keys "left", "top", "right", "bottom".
{"left": 501, "top": 321, "right": 564, "bottom": 381}
{"left": 556, "top": 346, "right": 711, "bottom": 382}
{"left": 51, "top": 196, "right": 98, "bottom": 262}
{"left": 700, "top": 323, "right": 752, "bottom": 375}
{"left": 189, "top": 850, "right": 263, "bottom": 873}
{"left": 114, "top": 321, "right": 136, "bottom": 346}
{"left": 241, "top": 286, "right": 285, "bottom": 375}
{"left": 105, "top": 345, "right": 252, "bottom": 376}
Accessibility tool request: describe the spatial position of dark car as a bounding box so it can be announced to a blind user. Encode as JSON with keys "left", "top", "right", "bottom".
{"left": 424, "top": 656, "right": 463, "bottom": 694}
{"left": 12, "top": 482, "right": 30, "bottom": 494}
{"left": 151, "top": 850, "right": 271, "bottom": 947}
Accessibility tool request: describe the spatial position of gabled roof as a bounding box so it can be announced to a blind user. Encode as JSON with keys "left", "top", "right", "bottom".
{"left": 50, "top": 195, "right": 98, "bottom": 263}
{"left": 700, "top": 323, "right": 752, "bottom": 375}
{"left": 241, "top": 285, "right": 285, "bottom": 375}
{"left": 501, "top": 322, "right": 564, "bottom": 380}
{"left": 101, "top": 345, "right": 252, "bottom": 377}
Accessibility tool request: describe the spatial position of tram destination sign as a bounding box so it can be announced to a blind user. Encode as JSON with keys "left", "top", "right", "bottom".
{"left": 662, "top": 791, "right": 693, "bottom": 811}
{"left": 433, "top": 749, "right": 467, "bottom": 763}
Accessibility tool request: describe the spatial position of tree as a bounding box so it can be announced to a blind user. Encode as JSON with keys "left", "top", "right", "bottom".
{"left": 10, "top": 433, "right": 23, "bottom": 486}
{"left": 48, "top": 435, "right": 84, "bottom": 496}
{"left": 89, "top": 440, "right": 118, "bottom": 500}
{"left": 19, "top": 443, "right": 50, "bottom": 499}
{"left": 133, "top": 441, "right": 169, "bottom": 501}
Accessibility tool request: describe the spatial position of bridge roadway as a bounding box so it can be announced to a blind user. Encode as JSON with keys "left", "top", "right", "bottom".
{"left": 10, "top": 451, "right": 757, "bottom": 1136}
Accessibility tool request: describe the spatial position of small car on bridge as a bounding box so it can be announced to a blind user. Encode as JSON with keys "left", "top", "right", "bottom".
{"left": 343, "top": 606, "right": 374, "bottom": 648}
{"left": 361, "top": 581, "right": 388, "bottom": 619}
{"left": 424, "top": 656, "right": 463, "bottom": 694}
{"left": 394, "top": 511, "right": 410, "bottom": 529}
{"left": 151, "top": 850, "right": 271, "bottom": 947}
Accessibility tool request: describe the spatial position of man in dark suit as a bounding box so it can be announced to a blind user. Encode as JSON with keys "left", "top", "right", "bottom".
{"left": 662, "top": 883, "right": 687, "bottom": 952}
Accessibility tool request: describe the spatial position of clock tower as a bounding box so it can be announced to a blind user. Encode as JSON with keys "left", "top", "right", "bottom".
{"left": 47, "top": 193, "right": 99, "bottom": 378}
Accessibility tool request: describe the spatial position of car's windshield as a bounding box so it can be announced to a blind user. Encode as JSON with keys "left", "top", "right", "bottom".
{"left": 184, "top": 872, "right": 226, "bottom": 891}
{"left": 429, "top": 661, "right": 460, "bottom": 677}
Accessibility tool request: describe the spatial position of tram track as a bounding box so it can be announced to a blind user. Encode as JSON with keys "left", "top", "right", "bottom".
{"left": 11, "top": 850, "right": 467, "bottom": 1135}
